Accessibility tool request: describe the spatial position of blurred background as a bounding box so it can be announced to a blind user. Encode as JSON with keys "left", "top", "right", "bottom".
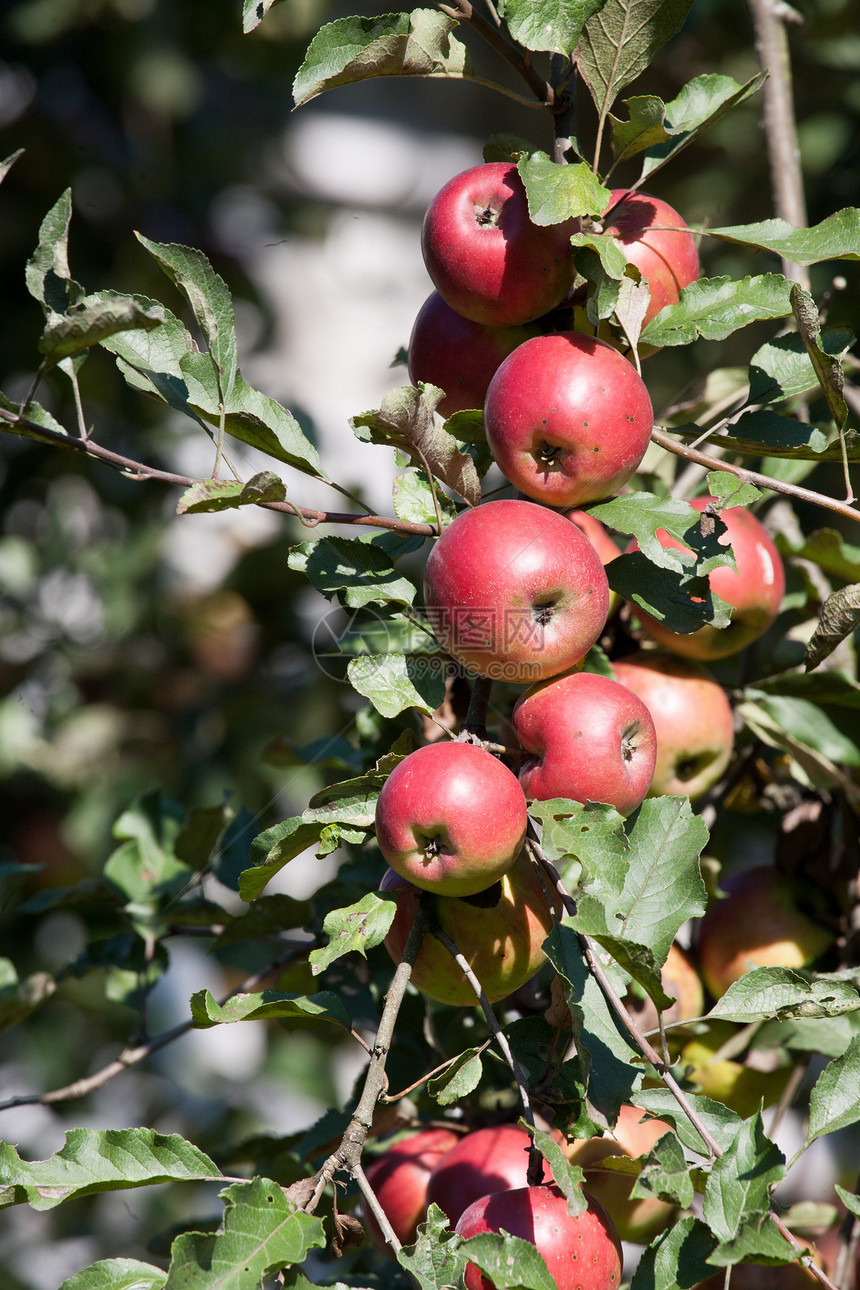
{"left": 0, "top": 0, "right": 859, "bottom": 1283}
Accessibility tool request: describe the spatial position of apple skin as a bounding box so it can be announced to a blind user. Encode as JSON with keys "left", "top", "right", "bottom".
{"left": 407, "top": 292, "right": 536, "bottom": 417}
{"left": 483, "top": 332, "right": 654, "bottom": 508}
{"left": 565, "top": 510, "right": 622, "bottom": 619}
{"left": 696, "top": 866, "right": 835, "bottom": 1001}
{"left": 679, "top": 1019, "right": 792, "bottom": 1119}
{"left": 424, "top": 499, "right": 610, "bottom": 684}
{"left": 611, "top": 651, "right": 734, "bottom": 801}
{"left": 426, "top": 1123, "right": 552, "bottom": 1227}
{"left": 629, "top": 497, "right": 785, "bottom": 660}
{"left": 362, "top": 1126, "right": 460, "bottom": 1248}
{"left": 602, "top": 189, "right": 700, "bottom": 326}
{"left": 380, "top": 849, "right": 555, "bottom": 1007}
{"left": 374, "top": 742, "right": 528, "bottom": 898}
{"left": 512, "top": 671, "right": 657, "bottom": 815}
{"left": 455, "top": 1184, "right": 623, "bottom": 1290}
{"left": 421, "top": 162, "right": 577, "bottom": 327}
{"left": 561, "top": 1104, "right": 677, "bottom": 1245}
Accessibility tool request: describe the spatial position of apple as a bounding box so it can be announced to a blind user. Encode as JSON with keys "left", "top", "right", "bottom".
{"left": 423, "top": 499, "right": 610, "bottom": 684}
{"left": 380, "top": 849, "right": 555, "bottom": 1007}
{"left": 561, "top": 1104, "right": 676, "bottom": 1244}
{"left": 455, "top": 1184, "right": 623, "bottom": 1290}
{"left": 622, "top": 941, "right": 705, "bottom": 1041}
{"left": 361, "top": 1126, "right": 460, "bottom": 1248}
{"left": 426, "top": 1123, "right": 551, "bottom": 1227}
{"left": 407, "top": 292, "right": 536, "bottom": 417}
{"left": 696, "top": 866, "right": 835, "bottom": 1000}
{"left": 611, "top": 651, "right": 735, "bottom": 800}
{"left": 374, "top": 742, "right": 527, "bottom": 898}
{"left": 512, "top": 671, "right": 657, "bottom": 815}
{"left": 421, "top": 161, "right": 577, "bottom": 326}
{"left": 628, "top": 497, "right": 786, "bottom": 660}
{"left": 566, "top": 510, "right": 622, "bottom": 618}
{"left": 601, "top": 189, "right": 700, "bottom": 326}
{"left": 679, "top": 1019, "right": 793, "bottom": 1120}
{"left": 483, "top": 332, "right": 654, "bottom": 508}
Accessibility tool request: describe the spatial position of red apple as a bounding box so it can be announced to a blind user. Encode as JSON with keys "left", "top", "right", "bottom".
{"left": 426, "top": 1123, "right": 551, "bottom": 1227}
{"left": 483, "top": 332, "right": 654, "bottom": 508}
{"left": 696, "top": 866, "right": 835, "bottom": 1000}
{"left": 512, "top": 671, "right": 656, "bottom": 814}
{"left": 455, "top": 1184, "right": 623, "bottom": 1290}
{"left": 561, "top": 1105, "right": 676, "bottom": 1245}
{"left": 611, "top": 651, "right": 734, "bottom": 800}
{"left": 423, "top": 499, "right": 610, "bottom": 684}
{"left": 566, "top": 510, "right": 622, "bottom": 617}
{"left": 601, "top": 189, "right": 699, "bottom": 326}
{"left": 362, "top": 1126, "right": 460, "bottom": 1248}
{"left": 407, "top": 292, "right": 536, "bottom": 417}
{"left": 374, "top": 742, "right": 527, "bottom": 898}
{"left": 629, "top": 497, "right": 785, "bottom": 660}
{"left": 421, "top": 162, "right": 577, "bottom": 326}
{"left": 380, "top": 849, "right": 555, "bottom": 1007}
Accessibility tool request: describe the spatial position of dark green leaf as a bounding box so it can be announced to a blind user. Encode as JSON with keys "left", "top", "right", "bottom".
{"left": 164, "top": 1177, "right": 326, "bottom": 1287}
{"left": 639, "top": 73, "right": 765, "bottom": 183}
{"left": 807, "top": 1035, "right": 860, "bottom": 1143}
{"left": 289, "top": 534, "right": 418, "bottom": 609}
{"left": 792, "top": 284, "right": 848, "bottom": 431}
{"left": 749, "top": 327, "right": 855, "bottom": 404}
{"left": 348, "top": 652, "right": 448, "bottom": 717}
{"left": 805, "top": 584, "right": 860, "bottom": 672}
{"left": 212, "top": 894, "right": 311, "bottom": 947}
{"left": 460, "top": 1231, "right": 557, "bottom": 1290}
{"left": 398, "top": 1204, "right": 467, "bottom": 1290}
{"left": 711, "top": 968, "right": 860, "bottom": 1023}
{"left": 526, "top": 1126, "right": 587, "bottom": 1213}
{"left": 576, "top": 0, "right": 693, "bottom": 120}
{"left": 758, "top": 668, "right": 860, "bottom": 711}
{"left": 39, "top": 293, "right": 164, "bottom": 367}
{"left": 744, "top": 690, "right": 860, "bottom": 766}
{"left": 702, "top": 208, "right": 860, "bottom": 265}
{"left": 239, "top": 818, "right": 325, "bottom": 902}
{"left": 738, "top": 696, "right": 860, "bottom": 806}
{"left": 641, "top": 274, "right": 795, "bottom": 346}
{"left": 500, "top": 0, "right": 606, "bottom": 55}
{"left": 59, "top": 1260, "right": 167, "bottom": 1290}
{"left": 293, "top": 11, "right": 473, "bottom": 108}
{"left": 708, "top": 1212, "right": 801, "bottom": 1266}
{"left": 777, "top": 528, "right": 860, "bottom": 583}
{"left": 517, "top": 153, "right": 610, "bottom": 223}
{"left": 609, "top": 94, "right": 668, "bottom": 161}
{"left": 702, "top": 1114, "right": 785, "bottom": 1241}
{"left": 706, "top": 471, "right": 762, "bottom": 510}
{"left": 0, "top": 862, "right": 43, "bottom": 916}
{"left": 428, "top": 1048, "right": 484, "bottom": 1105}
{"left": 683, "top": 410, "right": 830, "bottom": 460}
{"left": 608, "top": 552, "right": 734, "bottom": 634}
{"left": 633, "top": 1089, "right": 743, "bottom": 1156}
{"left": 176, "top": 471, "right": 286, "bottom": 515}
{"left": 308, "top": 892, "right": 397, "bottom": 974}
{"left": 25, "top": 190, "right": 83, "bottom": 316}
{"left": 631, "top": 1130, "right": 694, "bottom": 1208}
{"left": 631, "top": 1215, "right": 717, "bottom": 1290}
{"left": 393, "top": 469, "right": 458, "bottom": 527}
{"left": 190, "top": 988, "right": 352, "bottom": 1030}
{"left": 0, "top": 1129, "right": 218, "bottom": 1211}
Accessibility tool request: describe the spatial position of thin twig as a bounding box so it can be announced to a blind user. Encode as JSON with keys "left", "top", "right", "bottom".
{"left": 381, "top": 1038, "right": 494, "bottom": 1103}
{"left": 436, "top": 0, "right": 554, "bottom": 106}
{"left": 652, "top": 426, "right": 860, "bottom": 528}
{"left": 353, "top": 1162, "right": 402, "bottom": 1252}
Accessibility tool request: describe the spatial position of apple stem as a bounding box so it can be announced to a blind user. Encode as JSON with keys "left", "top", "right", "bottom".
{"left": 427, "top": 916, "right": 542, "bottom": 1183}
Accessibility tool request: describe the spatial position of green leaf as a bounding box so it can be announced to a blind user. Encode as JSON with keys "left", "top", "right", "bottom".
{"left": 26, "top": 190, "right": 84, "bottom": 316}
{"left": 711, "top": 969, "right": 860, "bottom": 1023}
{"left": 706, "top": 471, "right": 762, "bottom": 510}
{"left": 749, "top": 327, "right": 855, "bottom": 404}
{"left": 176, "top": 471, "right": 286, "bottom": 515}
{"left": 527, "top": 1126, "right": 587, "bottom": 1214}
{"left": 293, "top": 11, "right": 473, "bottom": 108}
{"left": 239, "top": 817, "right": 325, "bottom": 902}
{"left": 576, "top": 0, "right": 693, "bottom": 119}
{"left": 805, "top": 584, "right": 860, "bottom": 673}
{"left": 609, "top": 94, "right": 669, "bottom": 161}
{"left": 744, "top": 691, "right": 860, "bottom": 766}
{"left": 608, "top": 552, "right": 733, "bottom": 635}
{"left": 212, "top": 894, "right": 311, "bottom": 948}
{"left": 136, "top": 234, "right": 238, "bottom": 399}
{"left": 398, "top": 1204, "right": 468, "bottom": 1290}
{"left": 428, "top": 1047, "right": 484, "bottom": 1105}
{"left": 59, "top": 1260, "right": 167, "bottom": 1290}
{"left": 641, "top": 274, "right": 795, "bottom": 346}
{"left": 517, "top": 153, "right": 611, "bottom": 223}
{"left": 589, "top": 493, "right": 707, "bottom": 573}
{"left": 190, "top": 987, "right": 352, "bottom": 1030}
{"left": 702, "top": 208, "right": 860, "bottom": 266}
{"left": 0, "top": 960, "right": 55, "bottom": 1031}
{"left": 527, "top": 799, "right": 627, "bottom": 885}
{"left": 393, "top": 468, "right": 458, "bottom": 527}
{"left": 759, "top": 668, "right": 860, "bottom": 711}
{"left": 353, "top": 384, "right": 481, "bottom": 507}
{"left": 0, "top": 1129, "right": 218, "bottom": 1211}
{"left": 631, "top": 1215, "right": 717, "bottom": 1290}
{"left": 633, "top": 1088, "right": 743, "bottom": 1156}
{"left": 639, "top": 73, "right": 765, "bottom": 183}
{"left": 631, "top": 1129, "right": 694, "bottom": 1209}
{"left": 569, "top": 232, "right": 630, "bottom": 280}
{"left": 0, "top": 862, "right": 43, "bottom": 916}
{"left": 702, "top": 1114, "right": 785, "bottom": 1242}
{"left": 348, "top": 652, "right": 447, "bottom": 718}
{"left": 777, "top": 528, "right": 860, "bottom": 583}
{"left": 308, "top": 892, "right": 397, "bottom": 974}
{"left": 0, "top": 149, "right": 24, "bottom": 187}
{"left": 807, "top": 1035, "right": 860, "bottom": 1143}
{"left": 0, "top": 391, "right": 67, "bottom": 440}
{"left": 792, "top": 284, "right": 848, "bottom": 433}
{"left": 243, "top": 0, "right": 285, "bottom": 33}
{"left": 164, "top": 1176, "right": 326, "bottom": 1288}
{"left": 708, "top": 1212, "right": 801, "bottom": 1267}
{"left": 38, "top": 292, "right": 164, "bottom": 368}
{"left": 683, "top": 409, "right": 830, "bottom": 460}
{"left": 500, "top": 0, "right": 606, "bottom": 55}
{"left": 289, "top": 534, "right": 418, "bottom": 609}
{"left": 545, "top": 922, "right": 643, "bottom": 1121}
{"left": 835, "top": 1184, "right": 860, "bottom": 1220}
{"left": 738, "top": 697, "right": 860, "bottom": 806}
{"left": 460, "top": 1232, "right": 557, "bottom": 1290}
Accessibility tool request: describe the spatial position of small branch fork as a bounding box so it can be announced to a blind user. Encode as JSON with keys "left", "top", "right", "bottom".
{"left": 524, "top": 832, "right": 840, "bottom": 1290}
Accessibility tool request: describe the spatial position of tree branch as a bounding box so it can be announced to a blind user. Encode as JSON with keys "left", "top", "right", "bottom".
{"left": 652, "top": 427, "right": 860, "bottom": 527}
{"left": 436, "top": 0, "right": 554, "bottom": 106}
